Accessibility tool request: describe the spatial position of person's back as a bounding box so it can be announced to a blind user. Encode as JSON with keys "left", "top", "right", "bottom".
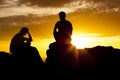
{"left": 10, "top": 33, "right": 25, "bottom": 54}
{"left": 55, "top": 20, "right": 72, "bottom": 37}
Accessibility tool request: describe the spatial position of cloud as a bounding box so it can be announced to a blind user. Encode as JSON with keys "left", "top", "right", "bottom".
{"left": 0, "top": 0, "right": 90, "bottom": 17}
{"left": 0, "top": 0, "right": 120, "bottom": 17}
{"left": 76, "top": 33, "right": 120, "bottom": 38}
{"left": 0, "top": 14, "right": 50, "bottom": 40}
{"left": 0, "top": 14, "right": 45, "bottom": 27}
{"left": 85, "top": 0, "right": 120, "bottom": 13}
{"left": 0, "top": 0, "right": 6, "bottom": 4}
{"left": 18, "top": 0, "right": 73, "bottom": 7}
{"left": 17, "top": 0, "right": 120, "bottom": 8}
{"left": 0, "top": 0, "right": 19, "bottom": 8}
{"left": 17, "top": 0, "right": 120, "bottom": 11}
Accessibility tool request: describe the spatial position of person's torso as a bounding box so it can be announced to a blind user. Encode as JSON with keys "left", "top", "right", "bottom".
{"left": 57, "top": 20, "right": 72, "bottom": 34}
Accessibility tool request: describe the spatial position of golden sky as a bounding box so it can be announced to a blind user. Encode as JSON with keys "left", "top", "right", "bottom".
{"left": 0, "top": 0, "right": 120, "bottom": 60}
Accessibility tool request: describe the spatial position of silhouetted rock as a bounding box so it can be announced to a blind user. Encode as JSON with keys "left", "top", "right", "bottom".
{"left": 45, "top": 42, "right": 77, "bottom": 80}
{"left": 13, "top": 46, "right": 44, "bottom": 65}
{"left": 11, "top": 46, "right": 45, "bottom": 77}
{"left": 0, "top": 51, "right": 13, "bottom": 65}
{"left": 1, "top": 44, "right": 120, "bottom": 79}
{"left": 0, "top": 47, "right": 45, "bottom": 78}
{"left": 0, "top": 51, "right": 14, "bottom": 77}
{"left": 86, "top": 46, "right": 120, "bottom": 78}
{"left": 45, "top": 43, "right": 120, "bottom": 79}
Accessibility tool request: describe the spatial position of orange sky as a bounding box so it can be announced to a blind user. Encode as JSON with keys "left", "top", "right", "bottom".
{"left": 0, "top": 0, "right": 120, "bottom": 60}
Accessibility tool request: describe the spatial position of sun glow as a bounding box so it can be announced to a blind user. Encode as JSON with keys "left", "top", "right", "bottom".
{"left": 71, "top": 35, "right": 94, "bottom": 49}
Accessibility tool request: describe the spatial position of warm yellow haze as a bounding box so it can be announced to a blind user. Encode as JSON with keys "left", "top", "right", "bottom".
{"left": 1, "top": 33, "right": 120, "bottom": 60}
{"left": 1, "top": 13, "right": 120, "bottom": 60}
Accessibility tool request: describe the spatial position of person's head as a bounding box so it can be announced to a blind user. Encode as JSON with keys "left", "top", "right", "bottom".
{"left": 20, "top": 27, "right": 28, "bottom": 35}
{"left": 59, "top": 11, "right": 66, "bottom": 20}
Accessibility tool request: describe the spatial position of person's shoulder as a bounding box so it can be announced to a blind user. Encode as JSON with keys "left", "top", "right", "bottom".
{"left": 65, "top": 19, "right": 70, "bottom": 22}
{"left": 65, "top": 20, "right": 72, "bottom": 24}
{"left": 13, "top": 33, "right": 19, "bottom": 37}
{"left": 55, "top": 20, "right": 61, "bottom": 25}
{"left": 56, "top": 20, "right": 61, "bottom": 23}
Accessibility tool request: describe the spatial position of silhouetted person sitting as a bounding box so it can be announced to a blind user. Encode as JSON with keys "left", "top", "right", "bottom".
{"left": 10, "top": 27, "right": 32, "bottom": 55}
{"left": 53, "top": 11, "right": 73, "bottom": 44}
{"left": 9, "top": 27, "right": 45, "bottom": 78}
{"left": 10, "top": 27, "right": 44, "bottom": 71}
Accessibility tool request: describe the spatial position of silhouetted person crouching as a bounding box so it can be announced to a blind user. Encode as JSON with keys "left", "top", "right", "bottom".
{"left": 10, "top": 27, "right": 32, "bottom": 55}
{"left": 10, "top": 27, "right": 43, "bottom": 66}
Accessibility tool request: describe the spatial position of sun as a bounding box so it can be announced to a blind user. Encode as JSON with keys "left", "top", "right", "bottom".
{"left": 71, "top": 35, "right": 93, "bottom": 49}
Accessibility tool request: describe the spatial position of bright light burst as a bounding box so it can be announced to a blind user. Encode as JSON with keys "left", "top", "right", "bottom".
{"left": 71, "top": 35, "right": 94, "bottom": 49}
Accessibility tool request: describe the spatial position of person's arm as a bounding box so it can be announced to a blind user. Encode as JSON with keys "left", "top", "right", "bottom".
{"left": 53, "top": 22, "right": 58, "bottom": 35}
{"left": 68, "top": 22, "right": 73, "bottom": 36}
{"left": 28, "top": 31, "right": 33, "bottom": 42}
